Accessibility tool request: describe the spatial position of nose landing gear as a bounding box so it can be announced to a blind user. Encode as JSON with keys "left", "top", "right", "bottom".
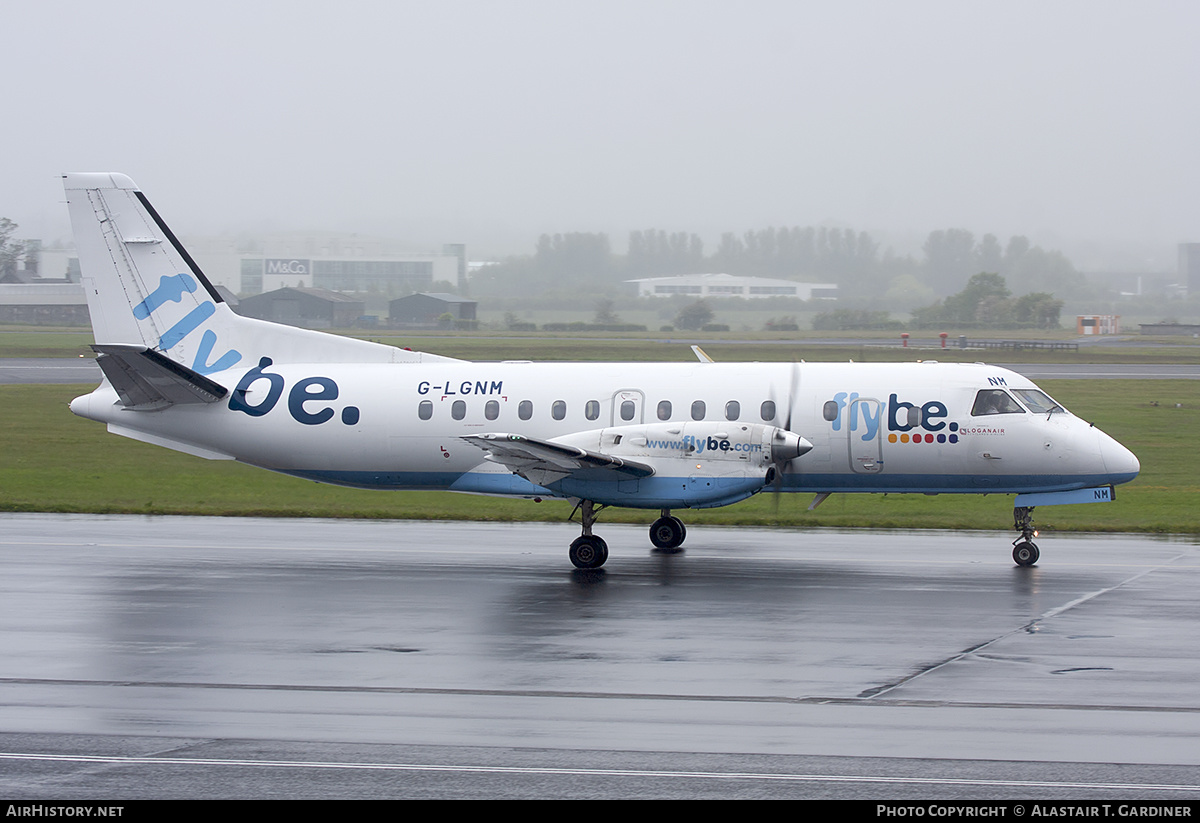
{"left": 1012, "top": 506, "right": 1040, "bottom": 566}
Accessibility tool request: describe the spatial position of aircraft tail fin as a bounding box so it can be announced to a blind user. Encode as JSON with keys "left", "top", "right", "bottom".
{"left": 64, "top": 173, "right": 457, "bottom": 375}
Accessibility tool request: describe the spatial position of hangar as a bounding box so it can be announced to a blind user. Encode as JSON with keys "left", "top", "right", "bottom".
{"left": 236, "top": 287, "right": 367, "bottom": 329}
{"left": 390, "top": 293, "right": 477, "bottom": 328}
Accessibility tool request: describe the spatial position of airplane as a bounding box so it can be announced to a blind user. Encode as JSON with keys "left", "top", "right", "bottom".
{"left": 63, "top": 173, "right": 1140, "bottom": 570}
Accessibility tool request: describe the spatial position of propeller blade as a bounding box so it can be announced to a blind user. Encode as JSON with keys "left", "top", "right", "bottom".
{"left": 770, "top": 361, "right": 803, "bottom": 512}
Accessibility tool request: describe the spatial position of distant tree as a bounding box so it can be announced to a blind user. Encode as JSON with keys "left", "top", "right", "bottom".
{"left": 1006, "top": 246, "right": 1084, "bottom": 298}
{"left": 1012, "top": 292, "right": 1064, "bottom": 329}
{"left": 911, "top": 273, "right": 1062, "bottom": 329}
{"left": 941, "top": 272, "right": 1010, "bottom": 324}
{"left": 976, "top": 233, "right": 1004, "bottom": 274}
{"left": 812, "top": 309, "right": 902, "bottom": 331}
{"left": 764, "top": 316, "right": 800, "bottom": 332}
{"left": 0, "top": 218, "right": 25, "bottom": 280}
{"left": 627, "top": 229, "right": 703, "bottom": 275}
{"left": 535, "top": 232, "right": 613, "bottom": 283}
{"left": 1004, "top": 235, "right": 1031, "bottom": 270}
{"left": 922, "top": 228, "right": 976, "bottom": 295}
{"left": 882, "top": 274, "right": 936, "bottom": 312}
{"left": 674, "top": 300, "right": 714, "bottom": 330}
{"left": 593, "top": 298, "right": 620, "bottom": 325}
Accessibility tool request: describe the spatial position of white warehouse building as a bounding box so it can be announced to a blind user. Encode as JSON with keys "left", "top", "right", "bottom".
{"left": 626, "top": 273, "right": 837, "bottom": 300}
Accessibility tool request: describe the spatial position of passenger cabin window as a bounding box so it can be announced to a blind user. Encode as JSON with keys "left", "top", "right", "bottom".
{"left": 691, "top": 400, "right": 706, "bottom": 420}
{"left": 761, "top": 400, "right": 776, "bottom": 421}
{"left": 485, "top": 400, "right": 500, "bottom": 420}
{"left": 552, "top": 400, "right": 567, "bottom": 420}
{"left": 418, "top": 400, "right": 433, "bottom": 420}
{"left": 620, "top": 400, "right": 636, "bottom": 421}
{"left": 518, "top": 400, "right": 533, "bottom": 420}
{"left": 657, "top": 400, "right": 672, "bottom": 420}
{"left": 822, "top": 400, "right": 838, "bottom": 422}
{"left": 585, "top": 400, "right": 600, "bottom": 420}
{"left": 725, "top": 400, "right": 740, "bottom": 421}
{"left": 971, "top": 389, "right": 1024, "bottom": 416}
{"left": 451, "top": 400, "right": 467, "bottom": 420}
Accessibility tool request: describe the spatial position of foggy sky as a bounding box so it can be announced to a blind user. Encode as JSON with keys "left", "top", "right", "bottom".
{"left": 3, "top": 0, "right": 1198, "bottom": 269}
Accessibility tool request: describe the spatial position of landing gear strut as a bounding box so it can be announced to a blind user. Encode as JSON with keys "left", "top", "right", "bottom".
{"left": 1012, "top": 506, "right": 1040, "bottom": 567}
{"left": 649, "top": 509, "right": 687, "bottom": 550}
{"left": 568, "top": 499, "right": 608, "bottom": 569}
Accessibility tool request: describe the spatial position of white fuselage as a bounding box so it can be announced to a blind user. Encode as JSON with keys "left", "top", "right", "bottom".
{"left": 71, "top": 359, "right": 1140, "bottom": 509}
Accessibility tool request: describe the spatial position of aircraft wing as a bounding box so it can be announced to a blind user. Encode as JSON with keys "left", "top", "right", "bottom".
{"left": 462, "top": 432, "right": 655, "bottom": 487}
{"left": 93, "top": 344, "right": 228, "bottom": 410}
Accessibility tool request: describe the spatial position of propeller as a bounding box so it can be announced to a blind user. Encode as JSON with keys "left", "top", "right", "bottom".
{"left": 768, "top": 361, "right": 812, "bottom": 508}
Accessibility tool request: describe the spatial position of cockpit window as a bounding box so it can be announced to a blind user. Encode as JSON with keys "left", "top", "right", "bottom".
{"left": 971, "top": 389, "right": 1025, "bottom": 416}
{"left": 1012, "top": 388, "right": 1064, "bottom": 415}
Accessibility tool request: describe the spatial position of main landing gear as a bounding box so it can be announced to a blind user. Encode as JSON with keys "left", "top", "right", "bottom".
{"left": 649, "top": 509, "right": 686, "bottom": 550}
{"left": 567, "top": 503, "right": 690, "bottom": 569}
{"left": 1012, "top": 505, "right": 1040, "bottom": 567}
{"left": 569, "top": 499, "right": 608, "bottom": 570}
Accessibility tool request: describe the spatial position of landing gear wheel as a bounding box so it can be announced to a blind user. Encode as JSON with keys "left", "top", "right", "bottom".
{"left": 569, "top": 535, "right": 609, "bottom": 569}
{"left": 1013, "top": 541, "right": 1040, "bottom": 567}
{"left": 649, "top": 516, "right": 686, "bottom": 550}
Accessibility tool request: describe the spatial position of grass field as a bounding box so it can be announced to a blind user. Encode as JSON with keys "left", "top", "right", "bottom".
{"left": 3, "top": 327, "right": 1200, "bottom": 364}
{"left": 2, "top": 378, "right": 1196, "bottom": 535}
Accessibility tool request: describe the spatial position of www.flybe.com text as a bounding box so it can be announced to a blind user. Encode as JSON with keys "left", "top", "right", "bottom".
{"left": 647, "top": 435, "right": 762, "bottom": 454}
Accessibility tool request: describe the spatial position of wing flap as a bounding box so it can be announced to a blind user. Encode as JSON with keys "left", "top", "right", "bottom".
{"left": 93, "top": 344, "right": 228, "bottom": 410}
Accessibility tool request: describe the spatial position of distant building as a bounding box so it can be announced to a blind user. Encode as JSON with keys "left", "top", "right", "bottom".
{"left": 626, "top": 273, "right": 837, "bottom": 300}
{"left": 1076, "top": 315, "right": 1120, "bottom": 335}
{"left": 0, "top": 283, "right": 88, "bottom": 325}
{"left": 390, "top": 293, "right": 477, "bottom": 328}
{"left": 1140, "top": 322, "right": 1200, "bottom": 336}
{"left": 235, "top": 256, "right": 455, "bottom": 296}
{"left": 184, "top": 231, "right": 465, "bottom": 296}
{"left": 443, "top": 244, "right": 467, "bottom": 293}
{"left": 236, "top": 287, "right": 366, "bottom": 329}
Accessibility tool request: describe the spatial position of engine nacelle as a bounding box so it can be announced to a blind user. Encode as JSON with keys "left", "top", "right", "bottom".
{"left": 556, "top": 421, "right": 810, "bottom": 467}
{"left": 550, "top": 422, "right": 813, "bottom": 509}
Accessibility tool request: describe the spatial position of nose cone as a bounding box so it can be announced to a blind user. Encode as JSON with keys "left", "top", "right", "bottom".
{"left": 1099, "top": 430, "right": 1140, "bottom": 485}
{"left": 771, "top": 430, "right": 813, "bottom": 463}
{"left": 69, "top": 392, "right": 93, "bottom": 420}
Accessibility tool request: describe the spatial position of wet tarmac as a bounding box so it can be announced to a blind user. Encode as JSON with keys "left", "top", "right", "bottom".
{"left": 0, "top": 513, "right": 1198, "bottom": 799}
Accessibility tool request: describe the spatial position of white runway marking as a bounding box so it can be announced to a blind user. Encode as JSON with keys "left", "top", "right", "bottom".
{"left": 3, "top": 751, "right": 1199, "bottom": 793}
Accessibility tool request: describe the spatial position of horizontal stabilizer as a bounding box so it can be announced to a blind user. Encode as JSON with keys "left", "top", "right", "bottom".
{"left": 93, "top": 344, "right": 228, "bottom": 410}
{"left": 463, "top": 432, "right": 655, "bottom": 487}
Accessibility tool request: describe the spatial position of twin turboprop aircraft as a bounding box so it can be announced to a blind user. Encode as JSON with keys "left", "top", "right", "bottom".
{"left": 64, "top": 173, "right": 1140, "bottom": 569}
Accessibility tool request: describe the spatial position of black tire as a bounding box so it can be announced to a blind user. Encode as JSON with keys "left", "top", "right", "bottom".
{"left": 570, "top": 535, "right": 609, "bottom": 569}
{"left": 649, "top": 516, "right": 686, "bottom": 549}
{"left": 1013, "top": 541, "right": 1040, "bottom": 567}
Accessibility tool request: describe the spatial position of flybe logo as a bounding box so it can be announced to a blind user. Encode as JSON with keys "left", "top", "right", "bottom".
{"left": 830, "top": 392, "right": 960, "bottom": 444}
{"left": 134, "top": 273, "right": 242, "bottom": 375}
{"left": 229, "top": 357, "right": 361, "bottom": 426}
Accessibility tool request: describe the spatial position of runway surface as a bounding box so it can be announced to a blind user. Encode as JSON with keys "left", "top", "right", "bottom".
{"left": 0, "top": 357, "right": 101, "bottom": 384}
{"left": 1, "top": 513, "right": 1198, "bottom": 799}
